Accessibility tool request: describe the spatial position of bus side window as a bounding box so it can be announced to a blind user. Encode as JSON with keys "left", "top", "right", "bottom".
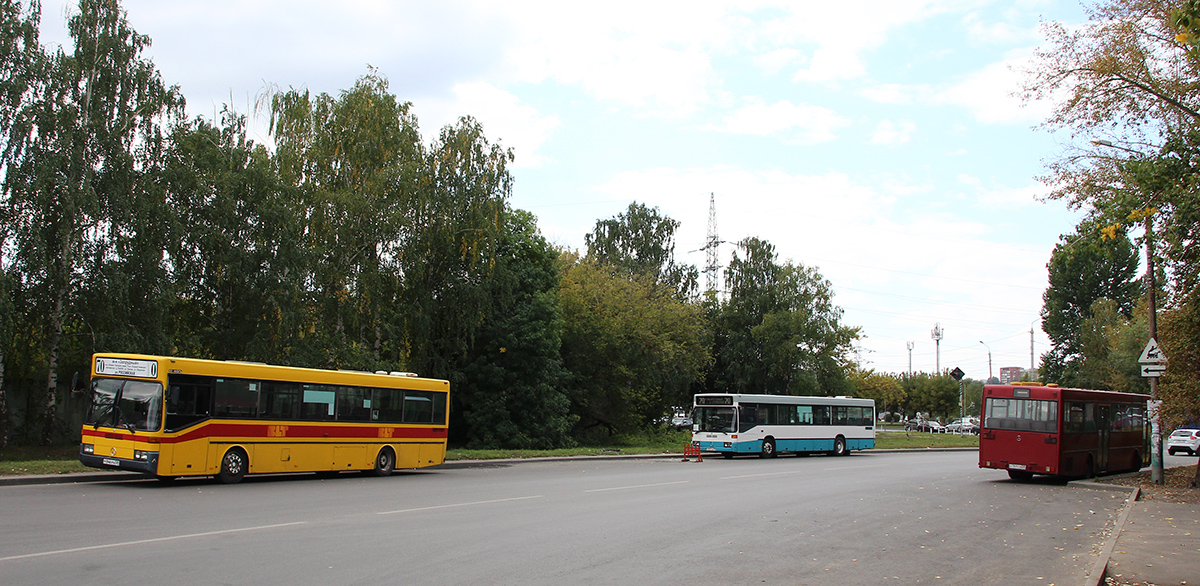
{"left": 164, "top": 375, "right": 213, "bottom": 431}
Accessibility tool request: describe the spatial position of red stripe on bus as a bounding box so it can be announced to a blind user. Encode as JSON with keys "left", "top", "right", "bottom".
{"left": 81, "top": 422, "right": 447, "bottom": 444}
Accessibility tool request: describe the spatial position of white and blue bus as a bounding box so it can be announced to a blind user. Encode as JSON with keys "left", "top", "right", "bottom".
{"left": 691, "top": 394, "right": 876, "bottom": 458}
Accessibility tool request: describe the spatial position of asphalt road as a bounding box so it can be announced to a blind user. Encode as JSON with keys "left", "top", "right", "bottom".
{"left": 0, "top": 450, "right": 1134, "bottom": 585}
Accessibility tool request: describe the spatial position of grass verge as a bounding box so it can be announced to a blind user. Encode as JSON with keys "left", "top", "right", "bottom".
{"left": 1, "top": 429, "right": 976, "bottom": 476}
{"left": 1, "top": 445, "right": 94, "bottom": 476}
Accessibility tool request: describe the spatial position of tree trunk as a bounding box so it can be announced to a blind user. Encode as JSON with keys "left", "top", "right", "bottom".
{"left": 42, "top": 292, "right": 64, "bottom": 445}
{"left": 0, "top": 346, "right": 7, "bottom": 449}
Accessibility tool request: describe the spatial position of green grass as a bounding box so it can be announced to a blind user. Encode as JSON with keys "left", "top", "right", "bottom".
{"left": 0, "top": 445, "right": 95, "bottom": 476}
{"left": 0, "top": 429, "right": 976, "bottom": 476}
{"left": 874, "top": 430, "right": 979, "bottom": 449}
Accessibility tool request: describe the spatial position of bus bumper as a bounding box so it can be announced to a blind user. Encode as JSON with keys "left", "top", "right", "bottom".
{"left": 80, "top": 449, "right": 159, "bottom": 474}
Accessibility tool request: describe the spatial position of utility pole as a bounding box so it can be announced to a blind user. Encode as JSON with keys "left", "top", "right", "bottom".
{"left": 1030, "top": 322, "right": 1036, "bottom": 380}
{"left": 906, "top": 341, "right": 914, "bottom": 377}
{"left": 703, "top": 193, "right": 722, "bottom": 296}
{"left": 979, "top": 341, "right": 992, "bottom": 383}
{"left": 1146, "top": 215, "right": 1163, "bottom": 485}
{"left": 931, "top": 324, "right": 943, "bottom": 373}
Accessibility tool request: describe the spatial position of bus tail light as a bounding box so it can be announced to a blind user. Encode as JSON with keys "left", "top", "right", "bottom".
{"left": 982, "top": 431, "right": 995, "bottom": 440}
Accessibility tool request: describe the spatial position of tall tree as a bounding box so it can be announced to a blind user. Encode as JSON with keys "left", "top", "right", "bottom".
{"left": 559, "top": 253, "right": 709, "bottom": 437}
{"left": 399, "top": 116, "right": 511, "bottom": 378}
{"left": 1040, "top": 218, "right": 1141, "bottom": 386}
{"left": 712, "top": 237, "right": 857, "bottom": 396}
{"left": 1027, "top": 0, "right": 1200, "bottom": 436}
{"left": 584, "top": 202, "right": 698, "bottom": 298}
{"left": 0, "top": 0, "right": 43, "bottom": 448}
{"left": 163, "top": 112, "right": 306, "bottom": 363}
{"left": 2, "top": 0, "right": 182, "bottom": 443}
{"left": 270, "top": 71, "right": 422, "bottom": 370}
{"left": 453, "top": 209, "right": 573, "bottom": 449}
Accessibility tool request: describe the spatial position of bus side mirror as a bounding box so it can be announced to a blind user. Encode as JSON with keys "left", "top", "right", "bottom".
{"left": 69, "top": 371, "right": 85, "bottom": 394}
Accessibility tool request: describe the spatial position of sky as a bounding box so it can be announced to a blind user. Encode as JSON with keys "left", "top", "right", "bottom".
{"left": 38, "top": 0, "right": 1099, "bottom": 381}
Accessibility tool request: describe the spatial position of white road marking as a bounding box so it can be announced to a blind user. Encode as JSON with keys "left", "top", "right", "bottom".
{"left": 377, "top": 495, "right": 543, "bottom": 515}
{"left": 720, "top": 470, "right": 804, "bottom": 480}
{"left": 0, "top": 522, "right": 307, "bottom": 562}
{"left": 584, "top": 480, "right": 689, "bottom": 493}
{"left": 823, "top": 464, "right": 889, "bottom": 471}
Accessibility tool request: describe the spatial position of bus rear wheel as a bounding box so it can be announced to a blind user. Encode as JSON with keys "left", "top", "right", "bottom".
{"left": 831, "top": 436, "right": 848, "bottom": 457}
{"left": 217, "top": 448, "right": 247, "bottom": 484}
{"left": 760, "top": 438, "right": 777, "bottom": 458}
{"left": 373, "top": 447, "right": 396, "bottom": 477}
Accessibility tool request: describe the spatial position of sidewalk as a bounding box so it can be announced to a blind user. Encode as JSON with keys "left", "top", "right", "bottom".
{"left": 1104, "top": 494, "right": 1199, "bottom": 585}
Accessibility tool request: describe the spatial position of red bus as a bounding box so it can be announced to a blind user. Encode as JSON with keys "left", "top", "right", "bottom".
{"left": 979, "top": 383, "right": 1148, "bottom": 481}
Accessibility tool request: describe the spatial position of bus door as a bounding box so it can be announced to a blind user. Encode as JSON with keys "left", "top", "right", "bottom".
{"left": 1097, "top": 404, "right": 1112, "bottom": 471}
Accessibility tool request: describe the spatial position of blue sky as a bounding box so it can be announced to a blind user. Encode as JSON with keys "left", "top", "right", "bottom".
{"left": 40, "top": 0, "right": 1094, "bottom": 380}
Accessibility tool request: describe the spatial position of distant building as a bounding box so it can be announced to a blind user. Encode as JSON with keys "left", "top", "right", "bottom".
{"left": 999, "top": 367, "right": 1024, "bottom": 384}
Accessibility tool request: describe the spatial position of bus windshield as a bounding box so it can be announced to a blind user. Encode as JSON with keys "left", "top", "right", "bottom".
{"left": 693, "top": 406, "right": 735, "bottom": 433}
{"left": 984, "top": 397, "right": 1057, "bottom": 433}
{"left": 86, "top": 379, "right": 163, "bottom": 432}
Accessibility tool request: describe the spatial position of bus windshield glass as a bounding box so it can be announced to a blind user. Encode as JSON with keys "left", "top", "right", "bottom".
{"left": 86, "top": 379, "right": 163, "bottom": 432}
{"left": 693, "top": 406, "right": 735, "bottom": 433}
{"left": 984, "top": 397, "right": 1058, "bottom": 433}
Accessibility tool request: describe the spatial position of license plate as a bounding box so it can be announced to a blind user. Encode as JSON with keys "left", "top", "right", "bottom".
{"left": 1008, "top": 463, "right": 1027, "bottom": 470}
{"left": 102, "top": 458, "right": 120, "bottom": 467}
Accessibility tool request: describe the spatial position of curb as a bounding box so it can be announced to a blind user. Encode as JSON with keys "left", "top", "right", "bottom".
{"left": 1, "top": 447, "right": 979, "bottom": 485}
{"left": 1083, "top": 485, "right": 1140, "bottom": 586}
{"left": 0, "top": 471, "right": 144, "bottom": 486}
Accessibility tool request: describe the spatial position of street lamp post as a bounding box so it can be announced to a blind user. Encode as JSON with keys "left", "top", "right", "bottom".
{"left": 979, "top": 341, "right": 992, "bottom": 383}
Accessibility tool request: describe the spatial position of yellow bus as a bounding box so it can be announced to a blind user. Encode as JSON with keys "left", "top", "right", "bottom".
{"left": 79, "top": 353, "right": 449, "bottom": 483}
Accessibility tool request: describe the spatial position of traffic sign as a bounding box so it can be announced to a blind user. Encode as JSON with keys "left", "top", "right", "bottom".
{"left": 1140, "top": 364, "right": 1166, "bottom": 377}
{"left": 949, "top": 367, "right": 964, "bottom": 381}
{"left": 1138, "top": 338, "right": 1167, "bottom": 364}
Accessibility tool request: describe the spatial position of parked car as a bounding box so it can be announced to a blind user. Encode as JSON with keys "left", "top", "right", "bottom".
{"left": 945, "top": 418, "right": 979, "bottom": 434}
{"left": 1167, "top": 428, "right": 1200, "bottom": 456}
{"left": 671, "top": 415, "right": 693, "bottom": 430}
{"left": 905, "top": 419, "right": 945, "bottom": 433}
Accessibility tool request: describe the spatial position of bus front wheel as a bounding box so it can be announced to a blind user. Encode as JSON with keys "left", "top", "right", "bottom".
{"left": 217, "top": 448, "right": 248, "bottom": 484}
{"left": 373, "top": 447, "right": 396, "bottom": 477}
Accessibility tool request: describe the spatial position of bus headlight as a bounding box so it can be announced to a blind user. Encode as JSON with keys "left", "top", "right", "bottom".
{"left": 133, "top": 450, "right": 150, "bottom": 461}
{"left": 81, "top": 443, "right": 94, "bottom": 455}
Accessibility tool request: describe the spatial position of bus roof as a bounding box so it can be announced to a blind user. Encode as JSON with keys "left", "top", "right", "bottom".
{"left": 694, "top": 393, "right": 873, "bottom": 406}
{"left": 983, "top": 384, "right": 1149, "bottom": 402}
{"left": 92, "top": 353, "right": 449, "bottom": 391}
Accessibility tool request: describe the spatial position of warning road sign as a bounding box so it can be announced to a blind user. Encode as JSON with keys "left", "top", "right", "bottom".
{"left": 1138, "top": 338, "right": 1167, "bottom": 364}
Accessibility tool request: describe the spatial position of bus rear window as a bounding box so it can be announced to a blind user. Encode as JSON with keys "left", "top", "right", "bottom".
{"left": 984, "top": 397, "right": 1058, "bottom": 433}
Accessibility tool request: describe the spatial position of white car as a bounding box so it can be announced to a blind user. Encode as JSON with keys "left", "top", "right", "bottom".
{"left": 945, "top": 418, "right": 979, "bottom": 434}
{"left": 1167, "top": 428, "right": 1200, "bottom": 456}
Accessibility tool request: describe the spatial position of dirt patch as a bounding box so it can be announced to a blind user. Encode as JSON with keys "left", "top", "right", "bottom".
{"left": 1099, "top": 462, "right": 1200, "bottom": 504}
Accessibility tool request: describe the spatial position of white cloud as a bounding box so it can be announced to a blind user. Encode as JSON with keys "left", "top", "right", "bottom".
{"left": 415, "top": 82, "right": 560, "bottom": 169}
{"left": 937, "top": 52, "right": 1052, "bottom": 124}
{"left": 753, "top": 47, "right": 802, "bottom": 75}
{"left": 860, "top": 52, "right": 1055, "bottom": 125}
{"left": 859, "top": 83, "right": 929, "bottom": 105}
{"left": 501, "top": 3, "right": 727, "bottom": 116}
{"left": 871, "top": 120, "right": 917, "bottom": 145}
{"left": 702, "top": 99, "right": 850, "bottom": 144}
{"left": 958, "top": 174, "right": 1050, "bottom": 208}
